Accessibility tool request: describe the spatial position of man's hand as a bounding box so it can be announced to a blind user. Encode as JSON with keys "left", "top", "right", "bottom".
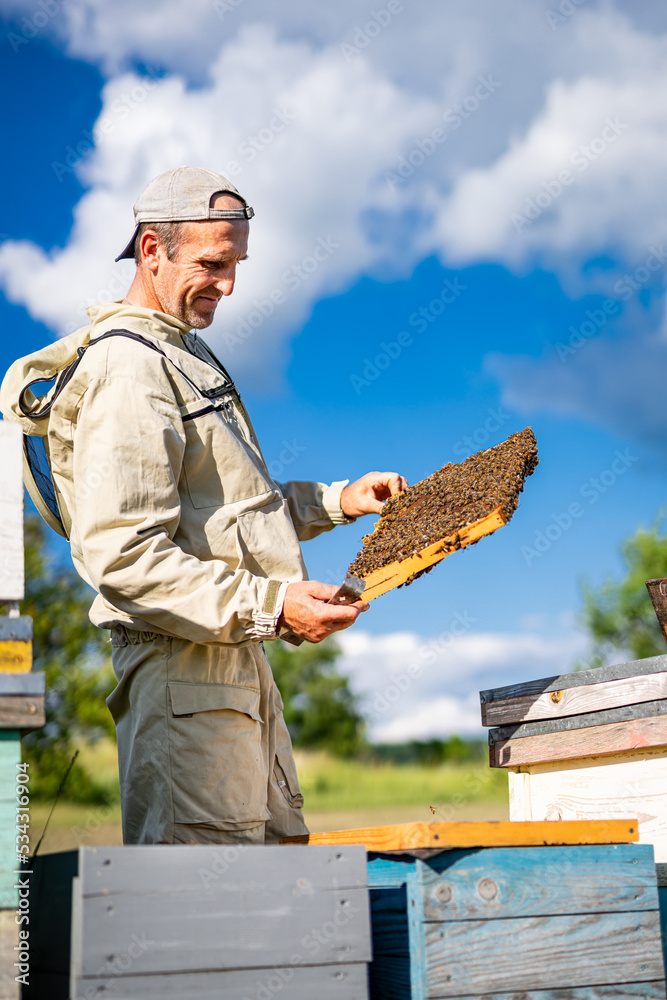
{"left": 279, "top": 580, "right": 368, "bottom": 643}
{"left": 341, "top": 471, "right": 408, "bottom": 518}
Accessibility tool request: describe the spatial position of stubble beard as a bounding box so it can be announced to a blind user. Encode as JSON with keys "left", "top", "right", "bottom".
{"left": 158, "top": 285, "right": 215, "bottom": 330}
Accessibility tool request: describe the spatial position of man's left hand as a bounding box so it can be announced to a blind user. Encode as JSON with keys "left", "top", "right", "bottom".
{"left": 340, "top": 471, "right": 408, "bottom": 518}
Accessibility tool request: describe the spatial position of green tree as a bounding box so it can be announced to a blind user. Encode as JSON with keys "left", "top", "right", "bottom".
{"left": 580, "top": 518, "right": 667, "bottom": 667}
{"left": 22, "top": 514, "right": 116, "bottom": 802}
{"left": 266, "top": 638, "right": 366, "bottom": 757}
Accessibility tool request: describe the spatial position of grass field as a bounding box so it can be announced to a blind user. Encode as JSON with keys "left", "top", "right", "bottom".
{"left": 28, "top": 744, "right": 508, "bottom": 854}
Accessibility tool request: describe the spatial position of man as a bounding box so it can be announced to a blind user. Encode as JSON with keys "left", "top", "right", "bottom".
{"left": 1, "top": 166, "right": 407, "bottom": 845}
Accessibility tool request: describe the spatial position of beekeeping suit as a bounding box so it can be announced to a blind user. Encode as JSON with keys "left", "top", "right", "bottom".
{"left": 0, "top": 299, "right": 353, "bottom": 844}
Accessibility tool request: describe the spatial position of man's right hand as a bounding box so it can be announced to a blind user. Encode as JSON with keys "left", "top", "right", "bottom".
{"left": 279, "top": 580, "right": 369, "bottom": 643}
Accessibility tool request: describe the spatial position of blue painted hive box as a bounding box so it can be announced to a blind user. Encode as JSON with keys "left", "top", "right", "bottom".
{"left": 368, "top": 843, "right": 667, "bottom": 999}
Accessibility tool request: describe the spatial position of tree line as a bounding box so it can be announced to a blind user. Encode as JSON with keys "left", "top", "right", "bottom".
{"left": 20, "top": 513, "right": 667, "bottom": 801}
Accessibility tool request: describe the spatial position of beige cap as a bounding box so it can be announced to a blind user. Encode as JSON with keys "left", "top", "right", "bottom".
{"left": 116, "top": 165, "right": 254, "bottom": 261}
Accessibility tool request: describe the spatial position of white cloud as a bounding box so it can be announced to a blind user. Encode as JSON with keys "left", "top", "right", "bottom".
{"left": 0, "top": 26, "right": 436, "bottom": 383}
{"left": 3, "top": 1, "right": 667, "bottom": 386}
{"left": 336, "top": 626, "right": 587, "bottom": 743}
{"left": 435, "top": 68, "right": 667, "bottom": 282}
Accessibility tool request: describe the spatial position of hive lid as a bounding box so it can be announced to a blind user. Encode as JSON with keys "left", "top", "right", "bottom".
{"left": 480, "top": 653, "right": 667, "bottom": 727}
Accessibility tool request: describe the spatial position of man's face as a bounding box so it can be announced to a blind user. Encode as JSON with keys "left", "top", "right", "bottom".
{"left": 151, "top": 195, "right": 249, "bottom": 329}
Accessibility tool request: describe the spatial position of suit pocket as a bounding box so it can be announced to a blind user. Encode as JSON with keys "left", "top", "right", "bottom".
{"left": 182, "top": 408, "right": 273, "bottom": 510}
{"left": 235, "top": 497, "right": 306, "bottom": 579}
{"left": 167, "top": 681, "right": 270, "bottom": 825}
{"left": 274, "top": 749, "right": 304, "bottom": 809}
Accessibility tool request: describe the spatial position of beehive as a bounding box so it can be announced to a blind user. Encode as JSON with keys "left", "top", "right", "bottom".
{"left": 481, "top": 653, "right": 667, "bottom": 863}
{"left": 368, "top": 844, "right": 665, "bottom": 999}
{"left": 25, "top": 845, "right": 372, "bottom": 999}
{"left": 285, "top": 819, "right": 665, "bottom": 999}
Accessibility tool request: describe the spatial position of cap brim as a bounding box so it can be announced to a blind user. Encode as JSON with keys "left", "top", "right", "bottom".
{"left": 115, "top": 223, "right": 140, "bottom": 262}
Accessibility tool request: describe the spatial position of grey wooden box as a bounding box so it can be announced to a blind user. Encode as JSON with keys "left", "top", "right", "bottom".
{"left": 25, "top": 844, "right": 371, "bottom": 999}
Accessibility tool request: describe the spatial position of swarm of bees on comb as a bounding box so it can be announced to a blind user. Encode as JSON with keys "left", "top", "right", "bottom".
{"left": 349, "top": 427, "right": 539, "bottom": 587}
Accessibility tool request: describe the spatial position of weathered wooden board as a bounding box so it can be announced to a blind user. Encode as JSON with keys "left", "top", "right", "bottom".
{"left": 0, "top": 695, "right": 44, "bottom": 728}
{"left": 0, "top": 641, "right": 32, "bottom": 674}
{"left": 360, "top": 507, "right": 506, "bottom": 602}
{"left": 0, "top": 618, "right": 31, "bottom": 643}
{"left": 367, "top": 846, "right": 666, "bottom": 1000}
{"left": 424, "top": 910, "right": 665, "bottom": 996}
{"left": 418, "top": 844, "right": 658, "bottom": 921}
{"left": 508, "top": 748, "right": 667, "bottom": 862}
{"left": 0, "top": 732, "right": 21, "bottom": 908}
{"left": 367, "top": 854, "right": 417, "bottom": 889}
{"left": 482, "top": 671, "right": 667, "bottom": 726}
{"left": 23, "top": 847, "right": 372, "bottom": 1000}
{"left": 0, "top": 421, "right": 23, "bottom": 603}
{"left": 432, "top": 987, "right": 667, "bottom": 999}
{"left": 77, "top": 886, "right": 370, "bottom": 976}
{"left": 492, "top": 714, "right": 667, "bottom": 767}
{"left": 72, "top": 964, "right": 370, "bottom": 999}
{"left": 0, "top": 909, "right": 20, "bottom": 1000}
{"left": 283, "top": 819, "right": 639, "bottom": 850}
{"left": 0, "top": 733, "right": 20, "bottom": 804}
{"left": 79, "top": 843, "right": 367, "bottom": 895}
{"left": 660, "top": 884, "right": 667, "bottom": 987}
{"left": 480, "top": 654, "right": 667, "bottom": 704}
{"left": 0, "top": 670, "right": 42, "bottom": 696}
{"left": 72, "top": 846, "right": 372, "bottom": 982}
{"left": 489, "top": 698, "right": 667, "bottom": 743}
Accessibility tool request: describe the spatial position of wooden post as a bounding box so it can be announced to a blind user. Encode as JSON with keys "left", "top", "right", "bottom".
{"left": 0, "top": 422, "right": 40, "bottom": 1000}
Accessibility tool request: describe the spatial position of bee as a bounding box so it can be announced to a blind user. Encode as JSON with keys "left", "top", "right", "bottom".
{"left": 350, "top": 428, "right": 538, "bottom": 582}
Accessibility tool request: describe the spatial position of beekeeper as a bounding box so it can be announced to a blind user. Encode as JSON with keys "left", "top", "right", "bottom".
{"left": 0, "top": 166, "right": 407, "bottom": 845}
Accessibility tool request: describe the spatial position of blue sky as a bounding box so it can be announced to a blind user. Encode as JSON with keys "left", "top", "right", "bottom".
{"left": 1, "top": 0, "right": 667, "bottom": 739}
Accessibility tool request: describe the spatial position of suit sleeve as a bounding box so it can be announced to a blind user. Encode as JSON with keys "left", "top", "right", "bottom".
{"left": 276, "top": 479, "right": 356, "bottom": 541}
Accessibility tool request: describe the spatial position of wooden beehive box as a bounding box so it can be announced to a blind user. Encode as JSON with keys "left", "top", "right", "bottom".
{"left": 25, "top": 844, "right": 372, "bottom": 999}
{"left": 481, "top": 654, "right": 667, "bottom": 864}
{"left": 285, "top": 819, "right": 666, "bottom": 998}
{"left": 368, "top": 843, "right": 665, "bottom": 999}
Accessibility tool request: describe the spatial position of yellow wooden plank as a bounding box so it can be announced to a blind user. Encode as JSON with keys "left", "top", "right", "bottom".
{"left": 359, "top": 507, "right": 507, "bottom": 602}
{"left": 0, "top": 641, "right": 32, "bottom": 673}
{"left": 281, "top": 819, "right": 639, "bottom": 849}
